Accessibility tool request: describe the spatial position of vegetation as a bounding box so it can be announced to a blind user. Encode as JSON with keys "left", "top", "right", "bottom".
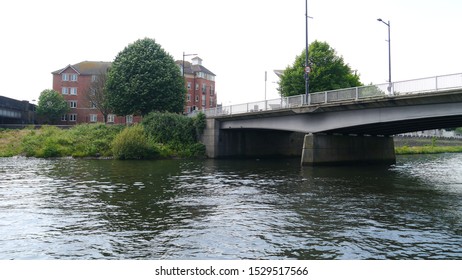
{"left": 141, "top": 111, "right": 206, "bottom": 158}
{"left": 0, "top": 112, "right": 207, "bottom": 159}
{"left": 21, "top": 124, "right": 124, "bottom": 158}
{"left": 395, "top": 145, "right": 462, "bottom": 155}
{"left": 278, "top": 41, "right": 362, "bottom": 97}
{"left": 112, "top": 124, "right": 158, "bottom": 160}
{"left": 86, "top": 70, "right": 112, "bottom": 123}
{"left": 106, "top": 38, "right": 185, "bottom": 116}
{"left": 36, "top": 89, "right": 69, "bottom": 124}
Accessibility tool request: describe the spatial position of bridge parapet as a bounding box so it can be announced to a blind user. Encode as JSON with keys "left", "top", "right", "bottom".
{"left": 200, "top": 72, "right": 462, "bottom": 117}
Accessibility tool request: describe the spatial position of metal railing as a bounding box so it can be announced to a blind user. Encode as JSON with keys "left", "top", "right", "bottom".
{"left": 197, "top": 72, "right": 462, "bottom": 117}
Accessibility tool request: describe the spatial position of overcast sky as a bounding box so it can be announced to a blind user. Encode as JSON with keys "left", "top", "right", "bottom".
{"left": 1, "top": 0, "right": 462, "bottom": 106}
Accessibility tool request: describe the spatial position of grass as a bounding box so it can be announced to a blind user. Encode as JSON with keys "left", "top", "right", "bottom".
{"left": 395, "top": 145, "right": 462, "bottom": 155}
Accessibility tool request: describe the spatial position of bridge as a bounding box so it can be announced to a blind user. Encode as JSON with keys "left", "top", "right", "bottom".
{"left": 0, "top": 96, "right": 36, "bottom": 126}
{"left": 199, "top": 73, "right": 462, "bottom": 165}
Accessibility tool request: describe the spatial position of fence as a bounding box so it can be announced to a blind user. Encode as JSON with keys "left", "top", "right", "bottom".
{"left": 199, "top": 72, "right": 462, "bottom": 117}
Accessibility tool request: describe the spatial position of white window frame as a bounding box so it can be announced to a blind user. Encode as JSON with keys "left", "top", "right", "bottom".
{"left": 107, "top": 114, "right": 115, "bottom": 123}
{"left": 90, "top": 114, "right": 98, "bottom": 123}
{"left": 70, "top": 74, "right": 78, "bottom": 81}
{"left": 70, "top": 88, "right": 77, "bottom": 95}
{"left": 69, "top": 101, "right": 77, "bottom": 108}
{"left": 126, "top": 115, "right": 133, "bottom": 124}
{"left": 62, "top": 73, "right": 68, "bottom": 81}
{"left": 61, "top": 114, "right": 68, "bottom": 121}
{"left": 69, "top": 114, "right": 77, "bottom": 122}
{"left": 62, "top": 87, "right": 69, "bottom": 95}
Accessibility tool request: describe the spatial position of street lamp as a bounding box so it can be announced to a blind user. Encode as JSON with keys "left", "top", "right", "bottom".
{"left": 377, "top": 18, "right": 392, "bottom": 93}
{"left": 182, "top": 52, "right": 197, "bottom": 80}
{"left": 305, "top": 0, "right": 310, "bottom": 99}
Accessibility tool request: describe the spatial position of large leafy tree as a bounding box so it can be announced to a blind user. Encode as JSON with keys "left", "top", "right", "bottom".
{"left": 36, "top": 89, "right": 69, "bottom": 124}
{"left": 279, "top": 41, "right": 362, "bottom": 97}
{"left": 106, "top": 38, "right": 185, "bottom": 116}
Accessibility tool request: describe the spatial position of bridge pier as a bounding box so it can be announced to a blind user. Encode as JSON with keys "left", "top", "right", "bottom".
{"left": 301, "top": 133, "right": 396, "bottom": 165}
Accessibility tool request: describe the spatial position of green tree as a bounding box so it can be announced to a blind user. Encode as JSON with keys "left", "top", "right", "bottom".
{"left": 106, "top": 38, "right": 185, "bottom": 116}
{"left": 278, "top": 41, "right": 362, "bottom": 97}
{"left": 36, "top": 89, "right": 69, "bottom": 124}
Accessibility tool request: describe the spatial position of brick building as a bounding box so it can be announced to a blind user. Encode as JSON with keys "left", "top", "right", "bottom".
{"left": 52, "top": 58, "right": 216, "bottom": 124}
{"left": 52, "top": 61, "right": 140, "bottom": 125}
{"left": 178, "top": 57, "right": 217, "bottom": 114}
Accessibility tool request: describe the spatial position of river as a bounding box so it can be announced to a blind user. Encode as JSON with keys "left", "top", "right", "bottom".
{"left": 0, "top": 154, "right": 461, "bottom": 260}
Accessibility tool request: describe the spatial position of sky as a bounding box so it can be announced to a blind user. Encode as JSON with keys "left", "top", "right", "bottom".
{"left": 1, "top": 0, "right": 462, "bottom": 106}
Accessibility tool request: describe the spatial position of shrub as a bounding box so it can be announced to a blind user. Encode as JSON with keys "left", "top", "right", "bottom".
{"left": 111, "top": 124, "right": 158, "bottom": 160}
{"left": 142, "top": 112, "right": 196, "bottom": 146}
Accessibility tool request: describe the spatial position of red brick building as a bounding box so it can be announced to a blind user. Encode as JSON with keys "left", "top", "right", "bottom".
{"left": 178, "top": 57, "right": 217, "bottom": 114}
{"left": 52, "top": 61, "right": 140, "bottom": 125}
{"left": 52, "top": 58, "right": 217, "bottom": 124}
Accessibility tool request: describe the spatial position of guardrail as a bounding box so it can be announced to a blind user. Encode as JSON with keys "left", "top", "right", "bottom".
{"left": 197, "top": 72, "right": 462, "bottom": 117}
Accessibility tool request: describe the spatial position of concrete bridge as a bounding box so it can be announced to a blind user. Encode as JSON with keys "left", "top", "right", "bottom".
{"left": 199, "top": 73, "right": 462, "bottom": 165}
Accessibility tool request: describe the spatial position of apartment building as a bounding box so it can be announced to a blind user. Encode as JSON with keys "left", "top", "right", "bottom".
{"left": 178, "top": 57, "right": 217, "bottom": 114}
{"left": 51, "top": 61, "right": 139, "bottom": 125}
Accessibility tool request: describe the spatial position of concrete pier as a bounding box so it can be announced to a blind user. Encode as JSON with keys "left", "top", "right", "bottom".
{"left": 301, "top": 133, "right": 396, "bottom": 165}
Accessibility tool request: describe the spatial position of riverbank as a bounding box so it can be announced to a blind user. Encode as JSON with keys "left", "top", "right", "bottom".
{"left": 0, "top": 112, "right": 206, "bottom": 159}
{"left": 2, "top": 127, "right": 462, "bottom": 158}
{"left": 394, "top": 136, "right": 462, "bottom": 154}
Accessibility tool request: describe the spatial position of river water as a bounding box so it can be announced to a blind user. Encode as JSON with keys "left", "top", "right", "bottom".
{"left": 0, "top": 154, "right": 461, "bottom": 260}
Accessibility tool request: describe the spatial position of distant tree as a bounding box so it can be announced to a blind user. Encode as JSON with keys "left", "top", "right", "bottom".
{"left": 106, "top": 38, "right": 185, "bottom": 116}
{"left": 36, "top": 89, "right": 69, "bottom": 124}
{"left": 86, "top": 70, "right": 111, "bottom": 123}
{"left": 278, "top": 41, "right": 362, "bottom": 97}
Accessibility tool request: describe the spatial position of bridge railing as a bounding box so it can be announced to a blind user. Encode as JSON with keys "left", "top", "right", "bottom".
{"left": 198, "top": 72, "right": 462, "bottom": 117}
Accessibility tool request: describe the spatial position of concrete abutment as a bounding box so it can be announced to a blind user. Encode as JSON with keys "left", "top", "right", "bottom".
{"left": 300, "top": 133, "right": 396, "bottom": 165}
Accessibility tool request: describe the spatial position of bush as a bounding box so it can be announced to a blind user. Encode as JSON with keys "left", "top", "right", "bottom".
{"left": 111, "top": 124, "right": 158, "bottom": 160}
{"left": 142, "top": 112, "right": 196, "bottom": 146}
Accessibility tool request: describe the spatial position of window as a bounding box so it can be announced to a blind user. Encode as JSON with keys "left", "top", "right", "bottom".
{"left": 90, "top": 102, "right": 97, "bottom": 109}
{"left": 91, "top": 75, "right": 97, "bottom": 82}
{"left": 195, "top": 96, "right": 199, "bottom": 102}
{"left": 126, "top": 115, "right": 133, "bottom": 124}
{"left": 210, "top": 97, "right": 214, "bottom": 107}
{"left": 202, "top": 95, "right": 206, "bottom": 106}
{"left": 210, "top": 86, "right": 214, "bottom": 96}
{"left": 90, "top": 114, "right": 97, "bottom": 122}
{"left": 202, "top": 83, "right": 206, "bottom": 94}
{"left": 187, "top": 94, "right": 191, "bottom": 102}
{"left": 107, "top": 114, "right": 115, "bottom": 123}
{"left": 69, "top": 114, "right": 77, "bottom": 122}
{"left": 62, "top": 87, "right": 69, "bottom": 95}
{"left": 62, "top": 73, "right": 68, "bottom": 81}
{"left": 69, "top": 101, "right": 77, "bottom": 108}
{"left": 186, "top": 106, "right": 191, "bottom": 113}
{"left": 70, "top": 88, "right": 77, "bottom": 95}
{"left": 61, "top": 114, "right": 68, "bottom": 121}
{"left": 70, "top": 74, "right": 78, "bottom": 81}
{"left": 187, "top": 82, "right": 191, "bottom": 89}
{"left": 195, "top": 83, "right": 199, "bottom": 90}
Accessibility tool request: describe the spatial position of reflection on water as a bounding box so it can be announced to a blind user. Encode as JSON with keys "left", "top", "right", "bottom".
{"left": 0, "top": 154, "right": 461, "bottom": 259}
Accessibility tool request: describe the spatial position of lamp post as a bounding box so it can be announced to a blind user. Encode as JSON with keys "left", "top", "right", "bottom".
{"left": 377, "top": 18, "right": 391, "bottom": 93}
{"left": 305, "top": 0, "right": 310, "bottom": 99}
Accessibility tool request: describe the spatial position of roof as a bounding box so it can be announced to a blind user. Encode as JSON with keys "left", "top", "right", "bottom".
{"left": 52, "top": 61, "right": 112, "bottom": 75}
{"left": 176, "top": 60, "right": 216, "bottom": 76}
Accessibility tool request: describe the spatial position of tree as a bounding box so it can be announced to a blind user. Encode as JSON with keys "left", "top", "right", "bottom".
{"left": 36, "top": 89, "right": 69, "bottom": 124}
{"left": 106, "top": 38, "right": 185, "bottom": 116}
{"left": 86, "top": 70, "right": 111, "bottom": 123}
{"left": 278, "top": 41, "right": 362, "bottom": 97}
